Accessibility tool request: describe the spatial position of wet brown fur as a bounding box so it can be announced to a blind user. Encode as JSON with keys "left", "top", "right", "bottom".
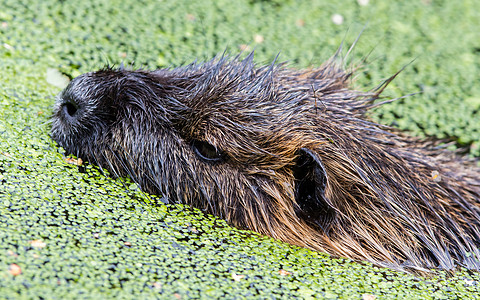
{"left": 51, "top": 52, "right": 480, "bottom": 273}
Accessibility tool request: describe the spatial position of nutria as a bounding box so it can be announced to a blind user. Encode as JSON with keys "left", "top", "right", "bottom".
{"left": 50, "top": 52, "right": 480, "bottom": 273}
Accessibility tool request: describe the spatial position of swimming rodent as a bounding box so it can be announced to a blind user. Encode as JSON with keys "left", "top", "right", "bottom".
{"left": 51, "top": 52, "right": 480, "bottom": 273}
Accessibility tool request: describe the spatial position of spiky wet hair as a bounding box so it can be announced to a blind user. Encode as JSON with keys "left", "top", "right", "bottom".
{"left": 51, "top": 53, "right": 480, "bottom": 273}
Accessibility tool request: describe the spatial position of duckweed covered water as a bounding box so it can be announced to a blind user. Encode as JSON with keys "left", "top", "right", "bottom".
{"left": 1, "top": 0, "right": 479, "bottom": 298}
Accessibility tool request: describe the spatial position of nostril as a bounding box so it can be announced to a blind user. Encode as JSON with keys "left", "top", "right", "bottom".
{"left": 63, "top": 102, "right": 78, "bottom": 118}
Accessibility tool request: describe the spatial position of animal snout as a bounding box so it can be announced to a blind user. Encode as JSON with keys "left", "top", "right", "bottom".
{"left": 56, "top": 88, "right": 88, "bottom": 125}
{"left": 61, "top": 101, "right": 80, "bottom": 120}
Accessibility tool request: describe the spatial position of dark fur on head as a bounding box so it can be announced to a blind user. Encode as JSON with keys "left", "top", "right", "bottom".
{"left": 51, "top": 52, "right": 480, "bottom": 273}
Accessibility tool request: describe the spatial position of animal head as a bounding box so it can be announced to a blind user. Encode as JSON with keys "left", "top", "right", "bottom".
{"left": 51, "top": 54, "right": 364, "bottom": 248}
{"left": 52, "top": 54, "right": 480, "bottom": 272}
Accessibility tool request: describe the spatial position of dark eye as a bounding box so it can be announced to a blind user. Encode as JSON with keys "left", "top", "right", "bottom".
{"left": 192, "top": 140, "right": 224, "bottom": 163}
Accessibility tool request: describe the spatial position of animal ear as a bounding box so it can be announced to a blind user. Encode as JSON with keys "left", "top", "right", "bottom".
{"left": 293, "top": 148, "right": 336, "bottom": 232}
